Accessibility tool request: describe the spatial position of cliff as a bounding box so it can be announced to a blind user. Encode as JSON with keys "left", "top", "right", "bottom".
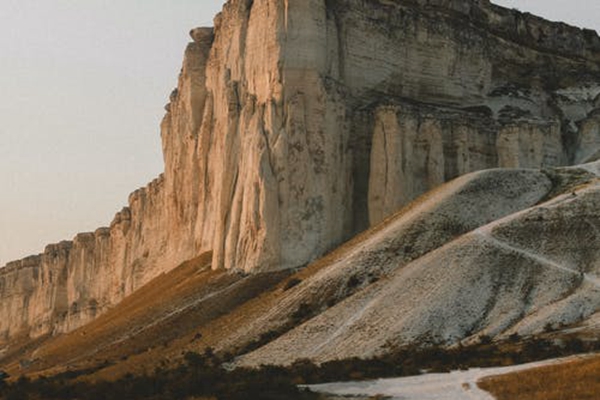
{"left": 2, "top": 0, "right": 600, "bottom": 344}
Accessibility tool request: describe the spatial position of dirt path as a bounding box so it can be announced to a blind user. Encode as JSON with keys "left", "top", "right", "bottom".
{"left": 307, "top": 357, "right": 577, "bottom": 399}
{"left": 474, "top": 229, "right": 600, "bottom": 288}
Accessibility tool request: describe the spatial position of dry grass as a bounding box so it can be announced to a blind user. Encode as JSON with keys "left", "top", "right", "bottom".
{"left": 0, "top": 172, "right": 493, "bottom": 383}
{"left": 1, "top": 252, "right": 290, "bottom": 380}
{"left": 479, "top": 354, "right": 600, "bottom": 400}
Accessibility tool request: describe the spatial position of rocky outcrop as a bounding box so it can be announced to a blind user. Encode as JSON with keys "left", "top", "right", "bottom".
{"left": 0, "top": 176, "right": 171, "bottom": 341}
{"left": 2, "top": 0, "right": 600, "bottom": 344}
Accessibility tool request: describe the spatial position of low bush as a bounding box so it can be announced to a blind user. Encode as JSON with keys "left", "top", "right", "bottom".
{"left": 282, "top": 278, "right": 302, "bottom": 291}
{"left": 2, "top": 336, "right": 598, "bottom": 400}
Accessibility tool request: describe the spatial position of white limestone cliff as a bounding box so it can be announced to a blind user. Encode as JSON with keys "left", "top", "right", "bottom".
{"left": 2, "top": 0, "right": 600, "bottom": 345}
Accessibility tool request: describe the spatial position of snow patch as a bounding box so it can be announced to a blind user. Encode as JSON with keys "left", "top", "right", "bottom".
{"left": 307, "top": 357, "right": 585, "bottom": 400}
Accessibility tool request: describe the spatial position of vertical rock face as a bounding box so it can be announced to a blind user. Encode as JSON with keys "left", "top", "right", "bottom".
{"left": 367, "top": 106, "right": 566, "bottom": 225}
{"left": 2, "top": 0, "right": 600, "bottom": 343}
{"left": 200, "top": 0, "right": 354, "bottom": 272}
{"left": 190, "top": 0, "right": 600, "bottom": 270}
{"left": 0, "top": 176, "right": 171, "bottom": 341}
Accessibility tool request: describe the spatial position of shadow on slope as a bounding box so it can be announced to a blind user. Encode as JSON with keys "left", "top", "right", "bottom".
{"left": 1, "top": 252, "right": 290, "bottom": 380}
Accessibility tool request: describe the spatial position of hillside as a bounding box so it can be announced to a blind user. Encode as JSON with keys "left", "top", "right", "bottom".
{"left": 1, "top": 162, "right": 599, "bottom": 381}
{"left": 237, "top": 163, "right": 600, "bottom": 366}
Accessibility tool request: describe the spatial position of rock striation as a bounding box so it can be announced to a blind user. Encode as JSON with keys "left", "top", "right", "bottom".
{"left": 2, "top": 0, "right": 600, "bottom": 344}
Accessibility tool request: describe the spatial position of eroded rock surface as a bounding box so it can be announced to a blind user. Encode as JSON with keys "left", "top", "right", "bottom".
{"left": 2, "top": 0, "right": 600, "bottom": 344}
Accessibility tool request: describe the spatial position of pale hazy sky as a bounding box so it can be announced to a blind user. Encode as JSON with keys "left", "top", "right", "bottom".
{"left": 0, "top": 1, "right": 224, "bottom": 266}
{"left": 0, "top": 1, "right": 597, "bottom": 267}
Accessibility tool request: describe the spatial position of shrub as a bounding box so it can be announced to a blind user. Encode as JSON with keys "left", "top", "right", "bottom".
{"left": 346, "top": 275, "right": 362, "bottom": 289}
{"left": 291, "top": 303, "right": 314, "bottom": 323}
{"left": 283, "top": 278, "right": 302, "bottom": 291}
{"left": 2, "top": 336, "right": 598, "bottom": 400}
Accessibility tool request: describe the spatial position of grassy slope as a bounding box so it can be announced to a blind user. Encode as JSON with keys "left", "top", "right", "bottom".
{"left": 1, "top": 252, "right": 291, "bottom": 380}
{"left": 479, "top": 353, "right": 600, "bottom": 400}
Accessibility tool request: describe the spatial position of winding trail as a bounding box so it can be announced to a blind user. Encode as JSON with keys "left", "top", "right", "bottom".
{"left": 473, "top": 229, "right": 600, "bottom": 288}
{"left": 307, "top": 223, "right": 600, "bottom": 399}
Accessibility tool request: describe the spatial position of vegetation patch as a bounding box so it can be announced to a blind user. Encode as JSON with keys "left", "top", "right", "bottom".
{"left": 2, "top": 336, "right": 599, "bottom": 400}
{"left": 479, "top": 351, "right": 600, "bottom": 399}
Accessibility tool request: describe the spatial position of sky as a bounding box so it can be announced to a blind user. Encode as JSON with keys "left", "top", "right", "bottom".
{"left": 0, "top": 1, "right": 598, "bottom": 267}
{"left": 492, "top": 1, "right": 600, "bottom": 31}
{"left": 0, "top": 1, "right": 224, "bottom": 266}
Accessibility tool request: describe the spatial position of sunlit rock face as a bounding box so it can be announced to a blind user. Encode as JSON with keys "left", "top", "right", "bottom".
{"left": 2, "top": 0, "right": 600, "bottom": 343}
{"left": 161, "top": 0, "right": 600, "bottom": 272}
{"left": 367, "top": 106, "right": 566, "bottom": 225}
{"left": 0, "top": 176, "right": 170, "bottom": 340}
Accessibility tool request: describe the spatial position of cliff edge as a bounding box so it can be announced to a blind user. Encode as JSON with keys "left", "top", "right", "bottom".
{"left": 2, "top": 0, "right": 600, "bottom": 345}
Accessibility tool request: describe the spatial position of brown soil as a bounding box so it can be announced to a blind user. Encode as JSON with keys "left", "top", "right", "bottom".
{"left": 479, "top": 353, "right": 600, "bottom": 400}
{"left": 1, "top": 252, "right": 291, "bottom": 380}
